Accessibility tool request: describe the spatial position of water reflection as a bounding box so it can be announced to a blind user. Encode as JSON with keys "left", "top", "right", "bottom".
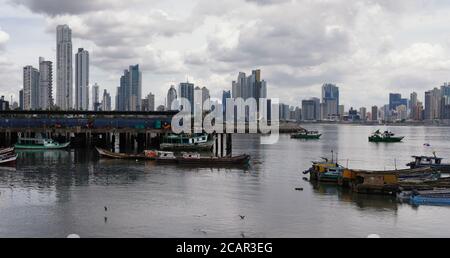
{"left": 310, "top": 181, "right": 399, "bottom": 211}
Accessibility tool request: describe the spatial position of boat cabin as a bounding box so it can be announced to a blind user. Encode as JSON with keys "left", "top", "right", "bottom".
{"left": 411, "top": 156, "right": 443, "bottom": 166}
{"left": 162, "top": 133, "right": 210, "bottom": 144}
{"left": 17, "top": 137, "right": 56, "bottom": 146}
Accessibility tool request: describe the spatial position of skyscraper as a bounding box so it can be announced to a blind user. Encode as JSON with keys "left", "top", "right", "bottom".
{"left": 101, "top": 89, "right": 111, "bottom": 111}
{"left": 371, "top": 106, "right": 378, "bottom": 121}
{"left": 321, "top": 83, "right": 339, "bottom": 119}
{"left": 141, "top": 92, "right": 155, "bottom": 111}
{"left": 75, "top": 48, "right": 89, "bottom": 110}
{"left": 222, "top": 90, "right": 231, "bottom": 114}
{"left": 38, "top": 57, "right": 53, "bottom": 110}
{"left": 92, "top": 83, "right": 100, "bottom": 111}
{"left": 359, "top": 107, "right": 367, "bottom": 121}
{"left": 409, "top": 92, "right": 418, "bottom": 120}
{"left": 388, "top": 93, "right": 408, "bottom": 112}
{"left": 23, "top": 65, "right": 40, "bottom": 110}
{"left": 19, "top": 89, "right": 24, "bottom": 110}
{"left": 167, "top": 85, "right": 177, "bottom": 110}
{"left": 56, "top": 25, "right": 73, "bottom": 110}
{"left": 179, "top": 82, "right": 194, "bottom": 112}
{"left": 116, "top": 64, "right": 142, "bottom": 111}
{"left": 302, "top": 98, "right": 320, "bottom": 121}
{"left": 201, "top": 86, "right": 210, "bottom": 103}
{"left": 425, "top": 88, "right": 441, "bottom": 120}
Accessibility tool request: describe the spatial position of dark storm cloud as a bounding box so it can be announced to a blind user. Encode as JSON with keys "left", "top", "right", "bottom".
{"left": 10, "top": 0, "right": 137, "bottom": 15}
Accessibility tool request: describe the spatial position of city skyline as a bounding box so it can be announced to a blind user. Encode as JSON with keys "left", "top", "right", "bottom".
{"left": 3, "top": 1, "right": 450, "bottom": 109}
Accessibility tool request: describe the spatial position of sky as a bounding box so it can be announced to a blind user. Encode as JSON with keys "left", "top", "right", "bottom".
{"left": 1, "top": 0, "right": 450, "bottom": 109}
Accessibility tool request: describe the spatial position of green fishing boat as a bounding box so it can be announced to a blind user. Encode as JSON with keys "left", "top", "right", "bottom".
{"left": 369, "top": 130, "right": 404, "bottom": 143}
{"left": 291, "top": 129, "right": 321, "bottom": 139}
{"left": 15, "top": 137, "right": 70, "bottom": 149}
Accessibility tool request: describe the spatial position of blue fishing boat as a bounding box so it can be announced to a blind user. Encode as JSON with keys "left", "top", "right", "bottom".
{"left": 409, "top": 189, "right": 450, "bottom": 206}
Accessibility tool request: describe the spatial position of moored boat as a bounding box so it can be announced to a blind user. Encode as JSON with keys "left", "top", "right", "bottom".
{"left": 15, "top": 137, "right": 70, "bottom": 149}
{"left": 96, "top": 147, "right": 250, "bottom": 166}
{"left": 399, "top": 189, "right": 450, "bottom": 206}
{"left": 160, "top": 133, "right": 215, "bottom": 151}
{"left": 291, "top": 129, "right": 321, "bottom": 139}
{"left": 303, "top": 158, "right": 344, "bottom": 182}
{"left": 0, "top": 152, "right": 17, "bottom": 166}
{"left": 368, "top": 130, "right": 404, "bottom": 143}
{"left": 96, "top": 147, "right": 146, "bottom": 160}
{"left": 341, "top": 167, "right": 435, "bottom": 195}
{"left": 406, "top": 155, "right": 450, "bottom": 173}
{"left": 0, "top": 147, "right": 14, "bottom": 155}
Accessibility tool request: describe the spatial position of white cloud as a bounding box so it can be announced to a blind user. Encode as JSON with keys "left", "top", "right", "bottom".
{"left": 0, "top": 27, "right": 10, "bottom": 50}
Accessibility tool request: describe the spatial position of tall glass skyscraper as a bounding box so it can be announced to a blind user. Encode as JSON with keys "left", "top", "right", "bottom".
{"left": 321, "top": 83, "right": 339, "bottom": 119}
{"left": 116, "top": 64, "right": 142, "bottom": 111}
{"left": 75, "top": 48, "right": 89, "bottom": 110}
{"left": 56, "top": 25, "right": 73, "bottom": 110}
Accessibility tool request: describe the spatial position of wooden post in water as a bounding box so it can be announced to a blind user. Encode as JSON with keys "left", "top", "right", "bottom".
{"left": 215, "top": 133, "right": 219, "bottom": 157}
{"left": 220, "top": 134, "right": 224, "bottom": 157}
{"left": 226, "top": 133, "right": 232, "bottom": 156}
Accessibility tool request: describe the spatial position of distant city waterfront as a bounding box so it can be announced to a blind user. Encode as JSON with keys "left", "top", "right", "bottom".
{"left": 2, "top": 124, "right": 450, "bottom": 237}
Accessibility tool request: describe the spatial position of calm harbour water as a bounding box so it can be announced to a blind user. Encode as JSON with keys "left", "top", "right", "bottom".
{"left": 1, "top": 124, "right": 450, "bottom": 238}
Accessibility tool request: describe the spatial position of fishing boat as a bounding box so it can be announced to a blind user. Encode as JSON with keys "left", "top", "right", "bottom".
{"left": 96, "top": 147, "right": 250, "bottom": 166}
{"left": 341, "top": 167, "right": 435, "bottom": 195}
{"left": 291, "top": 129, "right": 321, "bottom": 139}
{"left": 176, "top": 152, "right": 251, "bottom": 166}
{"left": 0, "top": 147, "right": 14, "bottom": 155}
{"left": 400, "top": 189, "right": 450, "bottom": 206}
{"left": 160, "top": 133, "right": 215, "bottom": 151}
{"left": 0, "top": 152, "right": 17, "bottom": 166}
{"left": 14, "top": 137, "right": 70, "bottom": 149}
{"left": 406, "top": 155, "right": 450, "bottom": 173}
{"left": 368, "top": 130, "right": 404, "bottom": 143}
{"left": 96, "top": 147, "right": 146, "bottom": 160}
{"left": 303, "top": 158, "right": 344, "bottom": 182}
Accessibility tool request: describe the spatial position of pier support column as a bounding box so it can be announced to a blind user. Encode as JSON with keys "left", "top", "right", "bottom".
{"left": 226, "top": 134, "right": 232, "bottom": 156}
{"left": 6, "top": 131, "right": 11, "bottom": 146}
{"left": 220, "top": 134, "right": 224, "bottom": 157}
{"left": 215, "top": 133, "right": 219, "bottom": 157}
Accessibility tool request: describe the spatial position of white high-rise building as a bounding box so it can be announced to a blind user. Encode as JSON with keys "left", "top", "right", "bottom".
{"left": 56, "top": 25, "right": 73, "bottom": 110}
{"left": 23, "top": 65, "right": 40, "bottom": 110}
{"left": 92, "top": 83, "right": 100, "bottom": 111}
{"left": 167, "top": 85, "right": 177, "bottom": 110}
{"left": 75, "top": 48, "right": 89, "bottom": 110}
{"left": 38, "top": 57, "right": 53, "bottom": 110}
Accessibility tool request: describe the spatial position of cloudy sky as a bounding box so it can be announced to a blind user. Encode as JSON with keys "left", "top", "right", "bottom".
{"left": 1, "top": 0, "right": 450, "bottom": 109}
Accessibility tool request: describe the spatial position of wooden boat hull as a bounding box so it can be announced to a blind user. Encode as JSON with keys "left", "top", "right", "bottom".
{"left": 176, "top": 155, "right": 250, "bottom": 166}
{"left": 0, "top": 147, "right": 15, "bottom": 155}
{"left": 96, "top": 147, "right": 250, "bottom": 166}
{"left": 96, "top": 147, "right": 146, "bottom": 160}
{"left": 368, "top": 136, "right": 404, "bottom": 142}
{"left": 0, "top": 154, "right": 17, "bottom": 166}
{"left": 291, "top": 134, "right": 321, "bottom": 139}
{"left": 14, "top": 142, "right": 70, "bottom": 149}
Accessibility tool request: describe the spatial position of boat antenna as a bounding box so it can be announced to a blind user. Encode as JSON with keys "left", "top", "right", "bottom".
{"left": 394, "top": 158, "right": 397, "bottom": 170}
{"left": 331, "top": 150, "right": 334, "bottom": 163}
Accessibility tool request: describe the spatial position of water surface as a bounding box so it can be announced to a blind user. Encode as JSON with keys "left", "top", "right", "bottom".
{"left": 1, "top": 124, "right": 450, "bottom": 237}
